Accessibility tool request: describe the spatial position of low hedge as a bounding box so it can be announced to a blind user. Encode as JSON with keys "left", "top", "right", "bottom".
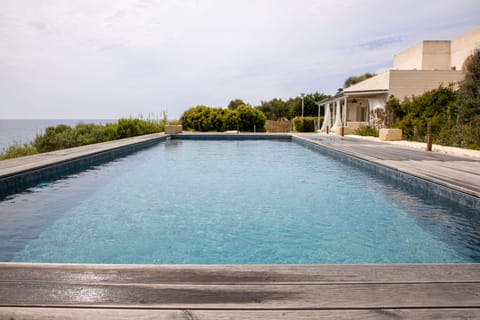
{"left": 293, "top": 117, "right": 322, "bottom": 132}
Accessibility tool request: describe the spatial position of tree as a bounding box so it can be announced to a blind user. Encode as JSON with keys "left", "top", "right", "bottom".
{"left": 227, "top": 99, "right": 247, "bottom": 110}
{"left": 286, "top": 92, "right": 329, "bottom": 118}
{"left": 256, "top": 98, "right": 288, "bottom": 120}
{"left": 343, "top": 73, "right": 376, "bottom": 88}
{"left": 456, "top": 49, "right": 480, "bottom": 125}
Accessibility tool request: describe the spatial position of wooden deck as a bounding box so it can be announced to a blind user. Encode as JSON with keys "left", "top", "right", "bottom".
{"left": 1, "top": 263, "right": 480, "bottom": 319}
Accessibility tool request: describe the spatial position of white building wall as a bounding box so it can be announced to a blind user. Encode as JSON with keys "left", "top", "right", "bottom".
{"left": 421, "top": 41, "right": 451, "bottom": 70}
{"left": 393, "top": 42, "right": 423, "bottom": 70}
{"left": 389, "top": 70, "right": 465, "bottom": 100}
{"left": 451, "top": 28, "right": 480, "bottom": 70}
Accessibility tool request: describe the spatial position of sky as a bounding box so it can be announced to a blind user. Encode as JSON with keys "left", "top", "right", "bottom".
{"left": 0, "top": 0, "right": 479, "bottom": 120}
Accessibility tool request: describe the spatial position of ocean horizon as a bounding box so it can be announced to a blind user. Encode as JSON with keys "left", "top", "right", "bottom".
{"left": 0, "top": 119, "right": 117, "bottom": 152}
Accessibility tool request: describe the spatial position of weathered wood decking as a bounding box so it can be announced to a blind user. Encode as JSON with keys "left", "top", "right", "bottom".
{"left": 1, "top": 264, "right": 480, "bottom": 319}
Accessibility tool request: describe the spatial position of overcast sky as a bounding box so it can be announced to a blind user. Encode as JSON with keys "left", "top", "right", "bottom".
{"left": 1, "top": 0, "right": 479, "bottom": 119}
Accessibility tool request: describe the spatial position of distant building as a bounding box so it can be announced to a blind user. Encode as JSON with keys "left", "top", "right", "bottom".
{"left": 319, "top": 28, "right": 480, "bottom": 133}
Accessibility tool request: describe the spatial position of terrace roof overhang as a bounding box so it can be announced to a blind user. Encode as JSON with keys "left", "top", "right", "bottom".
{"left": 343, "top": 89, "right": 389, "bottom": 97}
{"left": 317, "top": 89, "right": 389, "bottom": 106}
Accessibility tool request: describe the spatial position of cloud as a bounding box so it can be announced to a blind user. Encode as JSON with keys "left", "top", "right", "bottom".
{"left": 0, "top": 0, "right": 479, "bottom": 119}
{"left": 356, "top": 35, "right": 406, "bottom": 50}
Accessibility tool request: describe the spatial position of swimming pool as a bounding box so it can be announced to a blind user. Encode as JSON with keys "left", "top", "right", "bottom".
{"left": 1, "top": 138, "right": 479, "bottom": 263}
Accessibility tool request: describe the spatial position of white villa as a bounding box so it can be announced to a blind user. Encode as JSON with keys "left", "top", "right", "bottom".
{"left": 319, "top": 28, "right": 480, "bottom": 134}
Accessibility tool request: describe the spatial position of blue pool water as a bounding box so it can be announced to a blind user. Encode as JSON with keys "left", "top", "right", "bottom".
{"left": 1, "top": 139, "right": 479, "bottom": 263}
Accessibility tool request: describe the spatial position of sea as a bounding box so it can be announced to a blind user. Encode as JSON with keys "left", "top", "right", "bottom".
{"left": 0, "top": 119, "right": 116, "bottom": 152}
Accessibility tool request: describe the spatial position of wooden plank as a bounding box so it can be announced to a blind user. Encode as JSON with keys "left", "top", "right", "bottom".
{"left": 2, "top": 263, "right": 480, "bottom": 284}
{"left": 2, "top": 308, "right": 480, "bottom": 320}
{"left": 1, "top": 282, "right": 479, "bottom": 309}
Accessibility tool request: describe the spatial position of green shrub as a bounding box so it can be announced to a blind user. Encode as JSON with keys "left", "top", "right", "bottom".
{"left": 222, "top": 109, "right": 239, "bottom": 131}
{"left": 382, "top": 79, "right": 480, "bottom": 149}
{"left": 30, "top": 119, "right": 164, "bottom": 154}
{"left": 180, "top": 105, "right": 224, "bottom": 131}
{"left": 293, "top": 117, "right": 318, "bottom": 132}
{"left": 104, "top": 123, "right": 120, "bottom": 141}
{"left": 181, "top": 105, "right": 266, "bottom": 132}
{"left": 0, "top": 142, "right": 38, "bottom": 160}
{"left": 392, "top": 86, "right": 456, "bottom": 142}
{"left": 235, "top": 105, "right": 266, "bottom": 132}
{"left": 352, "top": 125, "right": 379, "bottom": 137}
{"left": 35, "top": 124, "right": 75, "bottom": 152}
{"left": 437, "top": 119, "right": 480, "bottom": 150}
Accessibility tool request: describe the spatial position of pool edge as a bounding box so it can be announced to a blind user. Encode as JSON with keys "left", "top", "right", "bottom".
{"left": 292, "top": 135, "right": 480, "bottom": 210}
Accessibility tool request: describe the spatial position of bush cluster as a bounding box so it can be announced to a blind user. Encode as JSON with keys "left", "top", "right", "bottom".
{"left": 0, "top": 143, "right": 38, "bottom": 159}
{"left": 292, "top": 117, "right": 321, "bottom": 132}
{"left": 353, "top": 125, "right": 379, "bottom": 137}
{"left": 0, "top": 118, "right": 165, "bottom": 160}
{"left": 181, "top": 105, "right": 266, "bottom": 132}
{"left": 384, "top": 85, "right": 479, "bottom": 149}
{"left": 387, "top": 86, "right": 457, "bottom": 142}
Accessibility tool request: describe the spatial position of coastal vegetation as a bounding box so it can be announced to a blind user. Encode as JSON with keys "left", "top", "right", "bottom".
{"left": 0, "top": 118, "right": 166, "bottom": 160}
{"left": 181, "top": 105, "right": 266, "bottom": 132}
{"left": 0, "top": 142, "right": 38, "bottom": 159}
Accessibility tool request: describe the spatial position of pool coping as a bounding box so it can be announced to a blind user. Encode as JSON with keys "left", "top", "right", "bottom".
{"left": 0, "top": 132, "right": 478, "bottom": 209}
